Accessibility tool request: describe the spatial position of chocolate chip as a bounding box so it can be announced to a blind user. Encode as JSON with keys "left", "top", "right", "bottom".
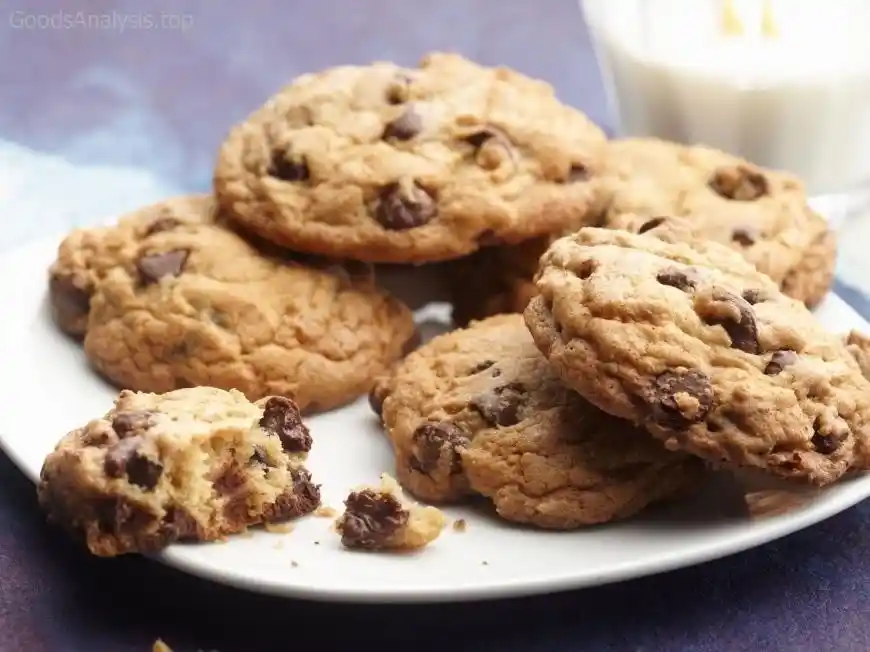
{"left": 573, "top": 259, "right": 597, "bottom": 280}
{"left": 764, "top": 350, "right": 798, "bottom": 375}
{"left": 337, "top": 489, "right": 408, "bottom": 550}
{"left": 639, "top": 217, "right": 667, "bottom": 234}
{"left": 374, "top": 182, "right": 437, "bottom": 230}
{"left": 104, "top": 438, "right": 163, "bottom": 490}
{"left": 263, "top": 467, "right": 322, "bottom": 521}
{"left": 709, "top": 166, "right": 769, "bottom": 201}
{"left": 732, "top": 228, "right": 757, "bottom": 247}
{"left": 383, "top": 107, "right": 422, "bottom": 141}
{"left": 470, "top": 383, "right": 525, "bottom": 427}
{"left": 567, "top": 164, "right": 590, "bottom": 182}
{"left": 268, "top": 151, "right": 309, "bottom": 182}
{"left": 215, "top": 464, "right": 249, "bottom": 525}
{"left": 742, "top": 289, "right": 766, "bottom": 305}
{"left": 49, "top": 274, "right": 91, "bottom": 326}
{"left": 137, "top": 249, "right": 189, "bottom": 285}
{"left": 143, "top": 217, "right": 182, "bottom": 237}
{"left": 386, "top": 72, "right": 414, "bottom": 104}
{"left": 160, "top": 507, "right": 200, "bottom": 541}
{"left": 111, "top": 410, "right": 155, "bottom": 438}
{"left": 463, "top": 128, "right": 515, "bottom": 170}
{"left": 644, "top": 370, "right": 714, "bottom": 429}
{"left": 811, "top": 431, "right": 840, "bottom": 455}
{"left": 250, "top": 445, "right": 273, "bottom": 467}
{"left": 703, "top": 289, "right": 760, "bottom": 354}
{"left": 469, "top": 360, "right": 495, "bottom": 374}
{"left": 656, "top": 266, "right": 697, "bottom": 292}
{"left": 259, "top": 396, "right": 312, "bottom": 454}
{"left": 410, "top": 422, "right": 469, "bottom": 475}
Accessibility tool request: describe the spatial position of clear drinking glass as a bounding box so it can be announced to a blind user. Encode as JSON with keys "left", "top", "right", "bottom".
{"left": 581, "top": 0, "right": 870, "bottom": 224}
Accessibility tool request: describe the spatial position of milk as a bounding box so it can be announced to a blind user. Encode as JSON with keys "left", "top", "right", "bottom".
{"left": 583, "top": 0, "right": 870, "bottom": 197}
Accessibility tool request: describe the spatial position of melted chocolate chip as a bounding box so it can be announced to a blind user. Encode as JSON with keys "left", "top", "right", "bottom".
{"left": 337, "top": 488, "right": 408, "bottom": 550}
{"left": 469, "top": 360, "right": 495, "bottom": 374}
{"left": 137, "top": 249, "right": 189, "bottom": 285}
{"left": 764, "top": 350, "right": 798, "bottom": 375}
{"left": 656, "top": 266, "right": 697, "bottom": 292}
{"left": 811, "top": 431, "right": 840, "bottom": 455}
{"left": 463, "top": 128, "right": 515, "bottom": 170}
{"left": 263, "top": 467, "right": 321, "bottom": 521}
{"left": 250, "top": 445, "right": 273, "bottom": 467}
{"left": 383, "top": 107, "right": 422, "bottom": 141}
{"left": 104, "top": 437, "right": 163, "bottom": 490}
{"left": 638, "top": 217, "right": 667, "bottom": 234}
{"left": 742, "top": 289, "right": 766, "bottom": 305}
{"left": 470, "top": 383, "right": 525, "bottom": 427}
{"left": 374, "top": 182, "right": 437, "bottom": 230}
{"left": 143, "top": 217, "right": 182, "bottom": 237}
{"left": 268, "top": 151, "right": 309, "bottom": 182}
{"left": 386, "top": 72, "right": 414, "bottom": 104}
{"left": 704, "top": 289, "right": 760, "bottom": 354}
{"left": 709, "top": 166, "right": 769, "bottom": 201}
{"left": 161, "top": 507, "right": 200, "bottom": 541}
{"left": 410, "top": 422, "right": 469, "bottom": 475}
{"left": 573, "top": 259, "right": 597, "bottom": 280}
{"left": 259, "top": 396, "right": 312, "bottom": 454}
{"left": 644, "top": 370, "right": 714, "bottom": 430}
{"left": 111, "top": 410, "right": 156, "bottom": 438}
{"left": 732, "top": 227, "right": 758, "bottom": 247}
{"left": 567, "top": 164, "right": 590, "bottom": 182}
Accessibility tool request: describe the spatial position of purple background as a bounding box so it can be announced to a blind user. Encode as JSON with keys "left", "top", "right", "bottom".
{"left": 2, "top": 1, "right": 870, "bottom": 651}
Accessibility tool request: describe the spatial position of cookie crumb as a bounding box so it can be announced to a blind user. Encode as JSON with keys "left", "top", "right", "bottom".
{"left": 452, "top": 518, "right": 467, "bottom": 532}
{"left": 335, "top": 473, "right": 447, "bottom": 551}
{"left": 315, "top": 505, "right": 338, "bottom": 518}
{"left": 153, "top": 640, "right": 173, "bottom": 652}
{"left": 264, "top": 522, "right": 294, "bottom": 534}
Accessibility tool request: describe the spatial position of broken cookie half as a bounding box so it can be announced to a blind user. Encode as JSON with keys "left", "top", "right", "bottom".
{"left": 335, "top": 474, "right": 446, "bottom": 551}
{"left": 38, "top": 387, "right": 321, "bottom": 556}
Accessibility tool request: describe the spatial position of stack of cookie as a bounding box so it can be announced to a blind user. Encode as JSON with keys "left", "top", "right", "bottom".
{"left": 449, "top": 138, "right": 835, "bottom": 326}
{"left": 375, "top": 225, "right": 870, "bottom": 529}
{"left": 39, "top": 51, "right": 862, "bottom": 553}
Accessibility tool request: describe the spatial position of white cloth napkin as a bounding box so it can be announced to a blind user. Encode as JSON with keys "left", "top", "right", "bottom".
{"left": 0, "top": 140, "right": 182, "bottom": 252}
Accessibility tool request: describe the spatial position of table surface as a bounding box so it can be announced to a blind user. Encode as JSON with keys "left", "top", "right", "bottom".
{"left": 3, "top": 1, "right": 870, "bottom": 650}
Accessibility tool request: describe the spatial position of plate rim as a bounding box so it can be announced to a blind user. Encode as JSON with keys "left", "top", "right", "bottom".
{"left": 2, "top": 233, "right": 870, "bottom": 604}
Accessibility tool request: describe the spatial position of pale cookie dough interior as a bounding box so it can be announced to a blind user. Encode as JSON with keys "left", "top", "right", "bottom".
{"left": 38, "top": 387, "right": 320, "bottom": 556}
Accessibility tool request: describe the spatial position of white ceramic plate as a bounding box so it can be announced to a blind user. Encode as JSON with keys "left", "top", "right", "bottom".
{"left": 2, "top": 234, "right": 870, "bottom": 604}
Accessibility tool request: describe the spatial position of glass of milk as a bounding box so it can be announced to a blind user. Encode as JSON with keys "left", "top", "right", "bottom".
{"left": 581, "top": 0, "right": 870, "bottom": 220}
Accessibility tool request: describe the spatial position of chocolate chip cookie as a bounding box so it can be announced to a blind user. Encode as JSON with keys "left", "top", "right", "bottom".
{"left": 81, "top": 209, "right": 415, "bottom": 412}
{"left": 214, "top": 52, "right": 606, "bottom": 263}
{"left": 377, "top": 314, "right": 701, "bottom": 528}
{"left": 38, "top": 387, "right": 320, "bottom": 556}
{"left": 600, "top": 138, "right": 836, "bottom": 307}
{"left": 525, "top": 227, "right": 870, "bottom": 486}
{"left": 335, "top": 474, "right": 446, "bottom": 551}
{"left": 48, "top": 195, "right": 215, "bottom": 338}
